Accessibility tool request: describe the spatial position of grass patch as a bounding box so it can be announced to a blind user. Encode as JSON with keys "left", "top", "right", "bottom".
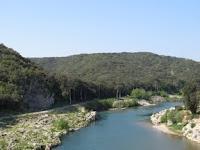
{"left": 53, "top": 118, "right": 69, "bottom": 131}
{"left": 0, "top": 139, "right": 8, "bottom": 150}
{"left": 170, "top": 124, "right": 185, "bottom": 131}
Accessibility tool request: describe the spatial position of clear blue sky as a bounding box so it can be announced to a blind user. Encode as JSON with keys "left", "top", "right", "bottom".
{"left": 0, "top": 0, "right": 200, "bottom": 61}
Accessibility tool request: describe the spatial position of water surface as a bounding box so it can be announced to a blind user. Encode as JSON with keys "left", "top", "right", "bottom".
{"left": 56, "top": 102, "right": 200, "bottom": 150}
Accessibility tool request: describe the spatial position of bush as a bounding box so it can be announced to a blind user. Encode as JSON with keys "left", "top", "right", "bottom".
{"left": 53, "top": 118, "right": 69, "bottom": 130}
{"left": 163, "top": 109, "right": 192, "bottom": 127}
{"left": 171, "top": 124, "right": 184, "bottom": 131}
{"left": 158, "top": 91, "right": 168, "bottom": 97}
{"left": 131, "top": 88, "right": 152, "bottom": 100}
{"left": 167, "top": 111, "right": 177, "bottom": 124}
{"left": 112, "top": 99, "right": 138, "bottom": 108}
{"left": 160, "top": 112, "right": 168, "bottom": 123}
{"left": 84, "top": 99, "right": 115, "bottom": 111}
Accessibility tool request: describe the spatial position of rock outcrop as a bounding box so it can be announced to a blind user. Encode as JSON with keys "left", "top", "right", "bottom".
{"left": 23, "top": 80, "right": 55, "bottom": 110}
{"left": 182, "top": 118, "right": 200, "bottom": 143}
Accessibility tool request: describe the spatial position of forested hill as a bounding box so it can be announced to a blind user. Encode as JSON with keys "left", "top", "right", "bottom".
{"left": 31, "top": 52, "right": 200, "bottom": 93}
{"left": 1, "top": 44, "right": 200, "bottom": 111}
{"left": 0, "top": 44, "right": 56, "bottom": 110}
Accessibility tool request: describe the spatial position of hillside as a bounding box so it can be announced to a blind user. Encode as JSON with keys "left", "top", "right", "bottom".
{"left": 0, "top": 44, "right": 56, "bottom": 110}
{"left": 31, "top": 52, "right": 200, "bottom": 94}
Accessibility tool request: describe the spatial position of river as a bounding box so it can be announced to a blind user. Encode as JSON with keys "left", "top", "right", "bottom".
{"left": 55, "top": 102, "right": 200, "bottom": 150}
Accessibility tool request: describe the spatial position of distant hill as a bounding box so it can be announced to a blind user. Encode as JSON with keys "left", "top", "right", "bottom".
{"left": 0, "top": 44, "right": 55, "bottom": 110}
{"left": 31, "top": 52, "right": 200, "bottom": 94}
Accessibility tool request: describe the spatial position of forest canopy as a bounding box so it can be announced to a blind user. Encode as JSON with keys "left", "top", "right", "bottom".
{"left": 31, "top": 52, "right": 200, "bottom": 96}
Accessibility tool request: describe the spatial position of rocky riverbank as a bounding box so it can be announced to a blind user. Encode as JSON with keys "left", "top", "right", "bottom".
{"left": 0, "top": 97, "right": 139, "bottom": 150}
{"left": 0, "top": 96, "right": 177, "bottom": 150}
{"left": 0, "top": 105, "right": 96, "bottom": 150}
{"left": 151, "top": 107, "right": 200, "bottom": 143}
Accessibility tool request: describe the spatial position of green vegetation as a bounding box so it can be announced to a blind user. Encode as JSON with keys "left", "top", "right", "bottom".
{"left": 170, "top": 124, "right": 185, "bottom": 131}
{"left": 112, "top": 99, "right": 139, "bottom": 108}
{"left": 183, "top": 80, "right": 200, "bottom": 114}
{"left": 84, "top": 98, "right": 115, "bottom": 111}
{"left": 0, "top": 139, "right": 7, "bottom": 150}
{"left": 84, "top": 98, "right": 139, "bottom": 111}
{"left": 157, "top": 91, "right": 168, "bottom": 97}
{"left": 0, "top": 104, "right": 96, "bottom": 150}
{"left": 1, "top": 44, "right": 199, "bottom": 113}
{"left": 0, "top": 44, "right": 59, "bottom": 110}
{"left": 160, "top": 112, "right": 168, "bottom": 123}
{"left": 161, "top": 108, "right": 192, "bottom": 131}
{"left": 131, "top": 88, "right": 152, "bottom": 100}
{"left": 53, "top": 118, "right": 69, "bottom": 130}
{"left": 31, "top": 52, "right": 200, "bottom": 98}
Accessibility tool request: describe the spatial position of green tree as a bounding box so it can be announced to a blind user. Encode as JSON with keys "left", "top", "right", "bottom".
{"left": 183, "top": 80, "right": 200, "bottom": 114}
{"left": 131, "top": 88, "right": 152, "bottom": 100}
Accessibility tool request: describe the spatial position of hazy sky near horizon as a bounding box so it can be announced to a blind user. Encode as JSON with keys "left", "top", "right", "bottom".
{"left": 0, "top": 0, "right": 200, "bottom": 61}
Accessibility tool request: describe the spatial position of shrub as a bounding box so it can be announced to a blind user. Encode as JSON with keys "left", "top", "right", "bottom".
{"left": 53, "top": 118, "right": 69, "bottom": 130}
{"left": 174, "top": 111, "right": 184, "bottom": 123}
{"left": 84, "top": 99, "right": 115, "bottom": 111}
{"left": 158, "top": 91, "right": 168, "bottom": 97}
{"left": 112, "top": 100, "right": 124, "bottom": 108}
{"left": 131, "top": 88, "right": 152, "bottom": 100}
{"left": 167, "top": 111, "right": 176, "bottom": 124}
{"left": 171, "top": 124, "right": 184, "bottom": 131}
{"left": 160, "top": 112, "right": 168, "bottom": 123}
{"left": 112, "top": 99, "right": 138, "bottom": 108}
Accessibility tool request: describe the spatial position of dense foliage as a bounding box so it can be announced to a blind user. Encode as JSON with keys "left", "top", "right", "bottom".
{"left": 160, "top": 107, "right": 192, "bottom": 131}
{"left": 131, "top": 88, "right": 153, "bottom": 100}
{"left": 31, "top": 52, "right": 200, "bottom": 98}
{"left": 0, "top": 44, "right": 56, "bottom": 110}
{"left": 183, "top": 80, "right": 200, "bottom": 114}
{"left": 2, "top": 44, "right": 200, "bottom": 111}
{"left": 84, "top": 98, "right": 139, "bottom": 111}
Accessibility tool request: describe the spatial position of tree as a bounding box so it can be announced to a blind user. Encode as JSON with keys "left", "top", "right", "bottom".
{"left": 183, "top": 80, "right": 200, "bottom": 114}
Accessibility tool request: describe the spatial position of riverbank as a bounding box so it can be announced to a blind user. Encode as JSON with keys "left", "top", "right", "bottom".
{"left": 0, "top": 96, "right": 181, "bottom": 150}
{"left": 0, "top": 104, "right": 97, "bottom": 150}
{"left": 150, "top": 107, "right": 200, "bottom": 143}
{"left": 0, "top": 98, "right": 140, "bottom": 150}
{"left": 152, "top": 124, "right": 181, "bottom": 136}
{"left": 56, "top": 101, "right": 200, "bottom": 150}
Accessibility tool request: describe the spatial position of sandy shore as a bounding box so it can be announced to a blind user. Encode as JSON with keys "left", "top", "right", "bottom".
{"left": 153, "top": 124, "right": 181, "bottom": 136}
